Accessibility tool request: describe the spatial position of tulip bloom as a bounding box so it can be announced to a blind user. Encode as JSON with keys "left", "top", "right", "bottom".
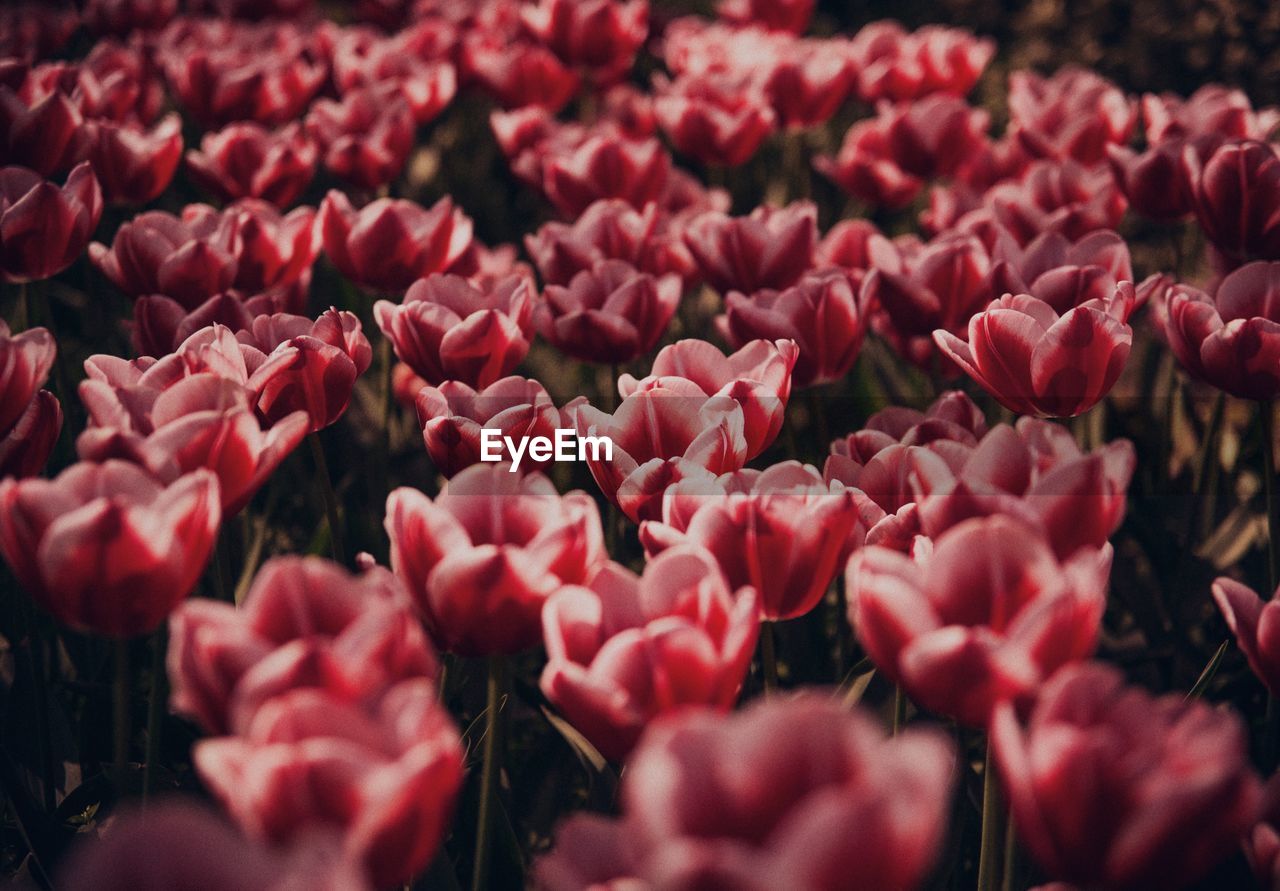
{"left": 540, "top": 546, "right": 760, "bottom": 761}
{"left": 717, "top": 0, "right": 814, "bottom": 33}
{"left": 415, "top": 376, "right": 560, "bottom": 477}
{"left": 0, "top": 163, "right": 102, "bottom": 283}
{"left": 816, "top": 95, "right": 990, "bottom": 208}
{"left": 570, "top": 388, "right": 749, "bottom": 523}
{"left": 1213, "top": 577, "right": 1280, "bottom": 696}
{"left": 1163, "top": 261, "right": 1280, "bottom": 400}
{"left": 537, "top": 259, "right": 680, "bottom": 364}
{"left": 654, "top": 73, "right": 777, "bottom": 167}
{"left": 386, "top": 465, "right": 607, "bottom": 655}
{"left": 328, "top": 27, "right": 456, "bottom": 125}
{"left": 761, "top": 40, "right": 854, "bottom": 130}
{"left": 1008, "top": 66, "right": 1135, "bottom": 164}
{"left": 57, "top": 801, "right": 372, "bottom": 891}
{"left": 319, "top": 191, "right": 474, "bottom": 293}
{"left": 462, "top": 36, "right": 579, "bottom": 112}
{"left": 195, "top": 679, "right": 463, "bottom": 890}
{"left": 990, "top": 228, "right": 1135, "bottom": 316}
{"left": 619, "top": 337, "right": 798, "bottom": 459}
{"left": 934, "top": 285, "right": 1134, "bottom": 418}
{"left": 721, "top": 269, "right": 871, "bottom": 387}
{"left": 1106, "top": 140, "right": 1196, "bottom": 222}
{"left": 993, "top": 662, "right": 1261, "bottom": 890}
{"left": 186, "top": 122, "right": 318, "bottom": 208}
{"left": 83, "top": 0, "right": 177, "bottom": 35}
{"left": 521, "top": 0, "right": 648, "bottom": 84}
{"left": 168, "top": 555, "right": 439, "bottom": 736}
{"left": 1183, "top": 140, "right": 1280, "bottom": 267}
{"left": 978, "top": 158, "right": 1127, "bottom": 246}
{"left": 642, "top": 462, "right": 867, "bottom": 620}
{"left": 847, "top": 515, "right": 1111, "bottom": 726}
{"left": 537, "top": 695, "right": 955, "bottom": 891}
{"left": 541, "top": 132, "right": 671, "bottom": 218}
{"left": 78, "top": 371, "right": 308, "bottom": 516}
{"left": 849, "top": 21, "right": 994, "bottom": 102}
{"left": 861, "top": 231, "right": 992, "bottom": 366}
{"left": 0, "top": 79, "right": 87, "bottom": 177}
{"left": 0, "top": 461, "right": 221, "bottom": 638}
{"left": 374, "top": 273, "right": 535, "bottom": 388}
{"left": 80, "top": 114, "right": 182, "bottom": 206}
{"left": 0, "top": 320, "right": 55, "bottom": 438}
{"left": 157, "top": 19, "right": 326, "bottom": 128}
{"left": 0, "top": 390, "right": 61, "bottom": 480}
{"left": 526, "top": 199, "right": 696, "bottom": 286}
{"left": 684, "top": 201, "right": 816, "bottom": 295}
{"left": 305, "top": 86, "right": 416, "bottom": 191}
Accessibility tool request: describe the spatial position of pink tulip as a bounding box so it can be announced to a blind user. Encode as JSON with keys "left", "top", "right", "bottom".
{"left": 541, "top": 545, "right": 759, "bottom": 761}
{"left": 415, "top": 376, "right": 560, "bottom": 478}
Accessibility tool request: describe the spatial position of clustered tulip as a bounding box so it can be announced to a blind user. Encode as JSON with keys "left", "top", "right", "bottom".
{"left": 3, "top": 2, "right": 1279, "bottom": 890}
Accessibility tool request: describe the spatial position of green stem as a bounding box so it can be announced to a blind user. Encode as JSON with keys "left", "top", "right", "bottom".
{"left": 1182, "top": 394, "right": 1223, "bottom": 545}
{"left": 471, "top": 655, "right": 505, "bottom": 891}
{"left": 379, "top": 339, "right": 394, "bottom": 500}
{"left": 27, "top": 632, "right": 54, "bottom": 812}
{"left": 977, "top": 740, "right": 1003, "bottom": 891}
{"left": 309, "top": 433, "right": 346, "bottom": 565}
{"left": 892, "top": 685, "right": 906, "bottom": 736}
{"left": 113, "top": 639, "right": 129, "bottom": 778}
{"left": 143, "top": 628, "right": 166, "bottom": 805}
{"left": 17, "top": 281, "right": 30, "bottom": 330}
{"left": 760, "top": 621, "right": 779, "bottom": 695}
{"left": 1000, "top": 813, "right": 1018, "bottom": 891}
{"left": 1262, "top": 401, "right": 1277, "bottom": 593}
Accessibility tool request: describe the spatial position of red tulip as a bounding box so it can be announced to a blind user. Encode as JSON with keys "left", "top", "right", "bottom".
{"left": 57, "top": 801, "right": 371, "bottom": 891}
{"left": 619, "top": 337, "right": 798, "bottom": 459}
{"left": 375, "top": 273, "right": 534, "bottom": 388}
{"left": 415, "top": 376, "right": 559, "bottom": 478}
{"left": 75, "top": 41, "right": 167, "bottom": 125}
{"left": 717, "top": 0, "right": 814, "bottom": 34}
{"left": 643, "top": 461, "right": 867, "bottom": 620}
{"left": 1164, "top": 261, "right": 1280, "bottom": 400}
{"left": 1144, "top": 84, "right": 1279, "bottom": 146}
{"left": 861, "top": 230, "right": 992, "bottom": 367}
{"left": 654, "top": 73, "right": 776, "bottom": 167}
{"left": 0, "top": 461, "right": 221, "bottom": 637}
{"left": 82, "top": 0, "right": 176, "bottom": 36}
{"left": 186, "top": 122, "right": 318, "bottom": 209}
{"left": 238, "top": 309, "right": 374, "bottom": 431}
{"left": 569, "top": 388, "right": 749, "bottom": 523}
{"left": 537, "top": 695, "right": 955, "bottom": 891}
{"left": 0, "top": 320, "right": 55, "bottom": 437}
{"left": 975, "top": 159, "right": 1127, "bottom": 246}
{"left": 319, "top": 190, "right": 474, "bottom": 293}
{"left": 462, "top": 36, "right": 578, "bottom": 112}
{"left": 935, "top": 286, "right": 1133, "bottom": 418}
{"left": 0, "top": 163, "right": 102, "bottom": 283}
{"left": 1183, "top": 140, "right": 1280, "bottom": 267}
{"left": 305, "top": 86, "right": 415, "bottom": 192}
{"left": 78, "top": 371, "right": 308, "bottom": 515}
{"left": 1106, "top": 141, "right": 1196, "bottom": 222}
{"left": 81, "top": 114, "right": 182, "bottom": 206}
{"left": 819, "top": 218, "right": 883, "bottom": 270}
{"left": 912, "top": 418, "right": 1135, "bottom": 558}
{"left": 541, "top": 132, "right": 671, "bottom": 218}
{"left": 157, "top": 19, "right": 326, "bottom": 128}
{"left": 848, "top": 515, "right": 1110, "bottom": 726}
{"left": 526, "top": 199, "right": 696, "bottom": 286}
{"left": 169, "top": 555, "right": 439, "bottom": 736}
{"left": 1009, "top": 67, "right": 1135, "bottom": 164}
{"left": 761, "top": 39, "right": 854, "bottom": 130}
{"left": 328, "top": 26, "right": 457, "bottom": 125}
{"left": 990, "top": 227, "right": 1135, "bottom": 316}
{"left": 195, "top": 679, "right": 462, "bottom": 890}
{"left": 541, "top": 545, "right": 760, "bottom": 761}
{"left": 521, "top": 0, "right": 648, "bottom": 84}
{"left": 684, "top": 201, "right": 816, "bottom": 295}
{"left": 1214, "top": 577, "right": 1280, "bottom": 697}
{"left": 849, "top": 21, "right": 995, "bottom": 102}
{"left": 816, "top": 95, "right": 989, "bottom": 208}
{"left": 0, "top": 389, "right": 61, "bottom": 480}
{"left": 132, "top": 291, "right": 280, "bottom": 357}
{"left": 0, "top": 78, "right": 87, "bottom": 176}
{"left": 721, "top": 268, "right": 871, "bottom": 387}
{"left": 537, "top": 259, "right": 681, "bottom": 364}
{"left": 89, "top": 210, "right": 236, "bottom": 307}
{"left": 992, "top": 662, "right": 1261, "bottom": 890}
{"left": 386, "top": 465, "right": 607, "bottom": 655}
